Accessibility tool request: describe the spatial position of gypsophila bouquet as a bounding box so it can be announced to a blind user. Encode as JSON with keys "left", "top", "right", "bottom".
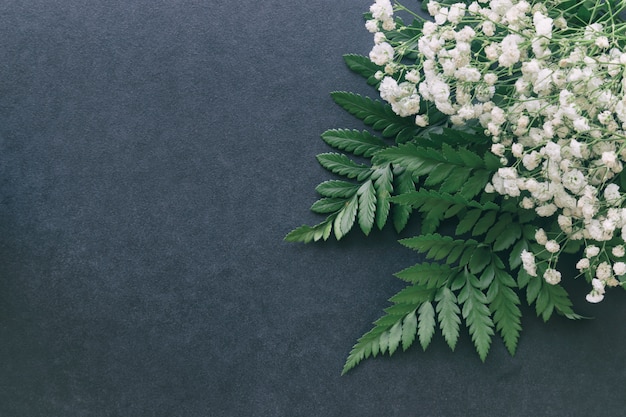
{"left": 287, "top": 0, "right": 626, "bottom": 374}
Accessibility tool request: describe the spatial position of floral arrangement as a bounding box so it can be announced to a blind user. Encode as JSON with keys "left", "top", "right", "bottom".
{"left": 287, "top": 0, "right": 626, "bottom": 374}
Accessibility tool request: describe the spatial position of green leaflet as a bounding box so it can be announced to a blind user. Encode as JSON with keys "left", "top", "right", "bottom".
{"left": 457, "top": 269, "right": 495, "bottom": 362}
{"left": 343, "top": 54, "right": 382, "bottom": 86}
{"left": 487, "top": 265, "right": 522, "bottom": 355}
{"left": 417, "top": 301, "right": 436, "bottom": 350}
{"left": 341, "top": 285, "right": 435, "bottom": 375}
{"left": 435, "top": 287, "right": 461, "bottom": 351}
{"left": 316, "top": 153, "right": 371, "bottom": 181}
{"left": 330, "top": 91, "right": 418, "bottom": 141}
{"left": 321, "top": 129, "right": 388, "bottom": 158}
{"left": 373, "top": 142, "right": 495, "bottom": 199}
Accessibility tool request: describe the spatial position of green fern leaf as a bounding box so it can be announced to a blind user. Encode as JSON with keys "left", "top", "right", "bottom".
{"left": 534, "top": 280, "right": 578, "bottom": 322}
{"left": 460, "top": 170, "right": 492, "bottom": 199}
{"left": 310, "top": 197, "right": 348, "bottom": 214}
{"left": 316, "top": 153, "right": 371, "bottom": 180}
{"left": 388, "top": 321, "right": 403, "bottom": 355}
{"left": 342, "top": 286, "right": 434, "bottom": 374}
{"left": 458, "top": 269, "right": 495, "bottom": 361}
{"left": 343, "top": 54, "right": 382, "bottom": 86}
{"left": 472, "top": 210, "right": 498, "bottom": 236}
{"left": 487, "top": 266, "right": 522, "bottom": 355}
{"left": 484, "top": 214, "right": 513, "bottom": 244}
{"left": 509, "top": 239, "right": 529, "bottom": 270}
{"left": 435, "top": 287, "right": 461, "bottom": 351}
{"left": 284, "top": 218, "right": 333, "bottom": 243}
{"left": 424, "top": 163, "right": 457, "bottom": 186}
{"left": 456, "top": 208, "right": 483, "bottom": 235}
{"left": 333, "top": 194, "right": 358, "bottom": 240}
{"left": 321, "top": 129, "right": 388, "bottom": 157}
{"left": 389, "top": 284, "right": 436, "bottom": 304}
{"left": 400, "top": 233, "right": 478, "bottom": 263}
{"left": 394, "top": 262, "right": 454, "bottom": 287}
{"left": 357, "top": 180, "right": 377, "bottom": 235}
{"left": 315, "top": 180, "right": 360, "bottom": 198}
{"left": 440, "top": 166, "right": 473, "bottom": 193}
{"left": 373, "top": 143, "right": 444, "bottom": 177}
{"left": 418, "top": 301, "right": 436, "bottom": 350}
{"left": 402, "top": 310, "right": 418, "bottom": 351}
{"left": 392, "top": 168, "right": 415, "bottom": 232}
{"left": 492, "top": 222, "right": 522, "bottom": 252}
{"left": 372, "top": 164, "right": 393, "bottom": 230}
{"left": 330, "top": 92, "right": 417, "bottom": 139}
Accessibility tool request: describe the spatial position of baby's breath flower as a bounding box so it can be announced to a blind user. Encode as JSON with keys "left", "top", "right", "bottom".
{"left": 543, "top": 268, "right": 562, "bottom": 285}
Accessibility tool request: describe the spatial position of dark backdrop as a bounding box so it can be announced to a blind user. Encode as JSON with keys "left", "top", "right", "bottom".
{"left": 0, "top": 1, "right": 624, "bottom": 416}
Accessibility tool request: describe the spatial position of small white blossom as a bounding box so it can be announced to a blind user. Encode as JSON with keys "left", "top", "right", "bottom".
{"left": 612, "top": 245, "right": 625, "bottom": 257}
{"left": 369, "top": 42, "right": 395, "bottom": 65}
{"left": 576, "top": 258, "right": 590, "bottom": 271}
{"left": 543, "top": 268, "right": 562, "bottom": 285}
{"left": 613, "top": 262, "right": 626, "bottom": 276}
{"left": 545, "top": 240, "right": 560, "bottom": 253}
{"left": 586, "top": 245, "right": 601, "bottom": 258}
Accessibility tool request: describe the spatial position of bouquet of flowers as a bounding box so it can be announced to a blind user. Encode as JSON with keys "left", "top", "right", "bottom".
{"left": 287, "top": 0, "right": 626, "bottom": 374}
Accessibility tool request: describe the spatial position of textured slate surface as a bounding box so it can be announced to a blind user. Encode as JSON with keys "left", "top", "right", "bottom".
{"left": 0, "top": 1, "right": 625, "bottom": 416}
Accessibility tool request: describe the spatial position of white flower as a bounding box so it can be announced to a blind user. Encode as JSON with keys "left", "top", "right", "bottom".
{"left": 533, "top": 11, "right": 553, "bottom": 38}
{"left": 595, "top": 36, "right": 610, "bottom": 49}
{"left": 415, "top": 114, "right": 429, "bottom": 127}
{"left": 543, "top": 268, "right": 562, "bottom": 285}
{"left": 604, "top": 183, "right": 622, "bottom": 206}
{"left": 521, "top": 249, "right": 537, "bottom": 276}
{"left": 576, "top": 258, "right": 590, "bottom": 271}
{"left": 572, "top": 117, "right": 590, "bottom": 132}
{"left": 612, "top": 245, "right": 625, "bottom": 257}
{"left": 491, "top": 143, "right": 505, "bottom": 156}
{"left": 535, "top": 203, "right": 557, "bottom": 217}
{"left": 545, "top": 240, "right": 560, "bottom": 253}
{"left": 370, "top": 0, "right": 393, "bottom": 20}
{"left": 596, "top": 261, "right": 613, "bottom": 280}
{"left": 369, "top": 42, "right": 395, "bottom": 65}
{"left": 613, "top": 262, "right": 626, "bottom": 275}
{"left": 562, "top": 169, "right": 587, "bottom": 194}
{"left": 586, "top": 245, "right": 601, "bottom": 258}
{"left": 535, "top": 228, "right": 548, "bottom": 245}
{"left": 498, "top": 34, "right": 523, "bottom": 67}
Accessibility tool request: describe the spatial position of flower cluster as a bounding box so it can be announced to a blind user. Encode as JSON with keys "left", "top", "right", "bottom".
{"left": 366, "top": 0, "right": 626, "bottom": 302}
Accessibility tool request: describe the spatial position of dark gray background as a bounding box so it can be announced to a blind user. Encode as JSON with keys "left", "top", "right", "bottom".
{"left": 0, "top": 0, "right": 624, "bottom": 416}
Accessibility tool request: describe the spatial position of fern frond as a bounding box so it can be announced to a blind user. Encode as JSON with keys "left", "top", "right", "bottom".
{"left": 284, "top": 218, "right": 334, "bottom": 243}
{"left": 458, "top": 269, "right": 495, "bottom": 361}
{"left": 330, "top": 92, "right": 418, "bottom": 140}
{"left": 372, "top": 142, "right": 495, "bottom": 199}
{"left": 357, "top": 180, "right": 377, "bottom": 235}
{"left": 316, "top": 153, "right": 371, "bottom": 181}
{"left": 343, "top": 54, "right": 382, "bottom": 86}
{"left": 487, "top": 264, "right": 522, "bottom": 355}
{"left": 342, "top": 285, "right": 435, "bottom": 375}
{"left": 315, "top": 180, "right": 361, "bottom": 198}
{"left": 399, "top": 233, "right": 479, "bottom": 265}
{"left": 372, "top": 164, "right": 393, "bottom": 230}
{"left": 435, "top": 287, "right": 462, "bottom": 351}
{"left": 394, "top": 262, "right": 455, "bottom": 287}
{"left": 391, "top": 167, "right": 415, "bottom": 232}
{"left": 417, "top": 301, "right": 436, "bottom": 350}
{"left": 321, "top": 129, "right": 388, "bottom": 157}
{"left": 528, "top": 277, "right": 581, "bottom": 321}
{"left": 333, "top": 194, "right": 358, "bottom": 240}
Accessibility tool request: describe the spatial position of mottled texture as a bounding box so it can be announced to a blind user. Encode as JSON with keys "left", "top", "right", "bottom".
{"left": 0, "top": 1, "right": 624, "bottom": 416}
